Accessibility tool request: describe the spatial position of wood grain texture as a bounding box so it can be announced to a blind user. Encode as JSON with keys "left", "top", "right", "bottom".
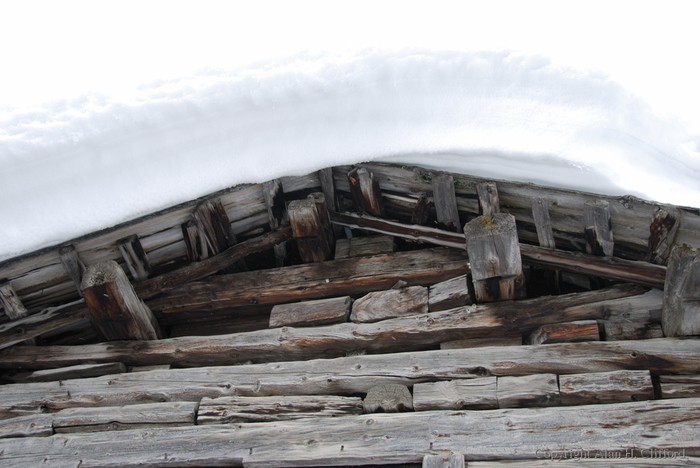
{"left": 433, "top": 174, "right": 462, "bottom": 232}
{"left": 526, "top": 320, "right": 600, "bottom": 345}
{"left": 496, "top": 373, "right": 560, "bottom": 408}
{"left": 559, "top": 370, "right": 653, "bottom": 406}
{"left": 428, "top": 275, "right": 470, "bottom": 312}
{"left": 350, "top": 286, "right": 428, "bottom": 323}
{"left": 413, "top": 378, "right": 497, "bottom": 411}
{"left": 663, "top": 244, "right": 700, "bottom": 336}
{"left": 269, "top": 296, "right": 351, "bottom": 328}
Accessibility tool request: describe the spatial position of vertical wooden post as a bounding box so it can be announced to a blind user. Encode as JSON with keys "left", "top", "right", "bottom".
{"left": 411, "top": 193, "right": 430, "bottom": 225}
{"left": 59, "top": 244, "right": 86, "bottom": 296}
{"left": 181, "top": 220, "right": 209, "bottom": 262}
{"left": 423, "top": 453, "right": 465, "bottom": 468}
{"left": 662, "top": 244, "right": 700, "bottom": 337}
{"left": 319, "top": 167, "right": 345, "bottom": 239}
{"left": 647, "top": 206, "right": 680, "bottom": 265}
{"left": 81, "top": 261, "right": 163, "bottom": 341}
{"left": 432, "top": 174, "right": 462, "bottom": 233}
{"left": 117, "top": 235, "right": 152, "bottom": 282}
{"left": 532, "top": 197, "right": 556, "bottom": 249}
{"left": 263, "top": 179, "right": 288, "bottom": 267}
{"left": 0, "top": 282, "right": 29, "bottom": 320}
{"left": 477, "top": 182, "right": 500, "bottom": 217}
{"left": 584, "top": 200, "right": 614, "bottom": 256}
{"left": 289, "top": 194, "right": 334, "bottom": 263}
{"left": 464, "top": 214, "right": 525, "bottom": 302}
{"left": 347, "top": 167, "right": 385, "bottom": 217}
{"left": 194, "top": 200, "right": 238, "bottom": 255}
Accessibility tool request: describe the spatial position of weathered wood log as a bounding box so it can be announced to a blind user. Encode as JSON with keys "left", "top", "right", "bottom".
{"left": 647, "top": 205, "right": 680, "bottom": 264}
{"left": 433, "top": 174, "right": 462, "bottom": 232}
{"left": 464, "top": 214, "right": 525, "bottom": 302}
{"left": 423, "top": 453, "right": 464, "bottom": 468}
{"left": 181, "top": 220, "right": 209, "bottom": 262}
{"left": 269, "top": 296, "right": 352, "bottom": 328}
{"left": 526, "top": 320, "right": 600, "bottom": 345}
{"left": 117, "top": 234, "right": 152, "bottom": 282}
{"left": 348, "top": 167, "right": 385, "bottom": 217}
{"left": 198, "top": 395, "right": 363, "bottom": 424}
{"left": 363, "top": 384, "right": 413, "bottom": 413}
{"left": 350, "top": 286, "right": 429, "bottom": 323}
{"left": 497, "top": 374, "right": 560, "bottom": 408}
{"left": 412, "top": 193, "right": 430, "bottom": 225}
{"left": 413, "top": 378, "right": 497, "bottom": 411}
{"left": 194, "top": 199, "right": 238, "bottom": 255}
{"left": 263, "top": 179, "right": 288, "bottom": 267}
{"left": 1, "top": 338, "right": 699, "bottom": 417}
{"left": 659, "top": 375, "right": 700, "bottom": 399}
{"left": 559, "top": 370, "right": 653, "bottom": 406}
{"left": 663, "top": 244, "right": 700, "bottom": 337}
{"left": 0, "top": 414, "right": 53, "bottom": 439}
{"left": 428, "top": 275, "right": 470, "bottom": 312}
{"left": 602, "top": 321, "right": 664, "bottom": 341}
{"left": 22, "top": 363, "right": 126, "bottom": 383}
{"left": 2, "top": 399, "right": 699, "bottom": 467}
{"left": 531, "top": 197, "right": 556, "bottom": 249}
{"left": 0, "top": 285, "right": 652, "bottom": 370}
{"left": 585, "top": 199, "right": 614, "bottom": 257}
{"left": 469, "top": 459, "right": 700, "bottom": 467}
{"left": 289, "top": 194, "right": 335, "bottom": 262}
{"left": 335, "top": 235, "right": 395, "bottom": 259}
{"left": 81, "top": 261, "right": 162, "bottom": 341}
{"left": 477, "top": 182, "right": 500, "bottom": 217}
{"left": 58, "top": 244, "right": 85, "bottom": 296}
{"left": 440, "top": 335, "right": 522, "bottom": 349}
{"left": 146, "top": 248, "right": 468, "bottom": 316}
{"left": 0, "top": 282, "right": 28, "bottom": 321}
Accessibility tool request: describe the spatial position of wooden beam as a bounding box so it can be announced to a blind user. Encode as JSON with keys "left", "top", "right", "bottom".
{"left": 181, "top": 220, "right": 209, "bottom": 262}
{"left": 0, "top": 285, "right": 652, "bottom": 370}
{"left": 526, "top": 320, "right": 600, "bottom": 345}
{"left": 559, "top": 370, "right": 653, "bottom": 406}
{"left": 585, "top": 199, "right": 614, "bottom": 256}
{"left": 413, "top": 378, "right": 497, "bottom": 411}
{"left": 117, "top": 234, "right": 152, "bottom": 282}
{"left": 423, "top": 453, "right": 464, "bottom": 468}
{"left": 477, "top": 182, "right": 500, "bottom": 217}
{"left": 363, "top": 384, "right": 413, "bottom": 413}
{"left": 194, "top": 199, "right": 238, "bottom": 255}
{"left": 496, "top": 374, "right": 560, "bottom": 408}
{"left": 81, "top": 261, "right": 162, "bottom": 341}
{"left": 647, "top": 205, "right": 680, "bottom": 265}
{"left": 440, "top": 335, "right": 522, "bottom": 349}
{"left": 58, "top": 244, "right": 85, "bottom": 295}
{"left": 269, "top": 296, "right": 352, "bottom": 328}
{"left": 335, "top": 235, "right": 395, "bottom": 259}
{"left": 432, "top": 174, "right": 462, "bottom": 232}
{"left": 464, "top": 214, "right": 525, "bottom": 302}
{"left": 22, "top": 363, "right": 126, "bottom": 383}
{"left": 289, "top": 194, "right": 334, "bottom": 263}
{"left": 531, "top": 197, "right": 556, "bottom": 249}
{"left": 428, "top": 275, "right": 470, "bottom": 312}
{"left": 0, "top": 282, "right": 28, "bottom": 321}
{"left": 663, "top": 244, "right": 700, "bottom": 336}
{"left": 659, "top": 375, "right": 700, "bottom": 399}
{"left": 1, "top": 399, "right": 699, "bottom": 466}
{"left": 263, "top": 179, "right": 288, "bottom": 267}
{"left": 350, "top": 286, "right": 428, "bottom": 323}
{"left": 411, "top": 193, "right": 430, "bottom": 225}
{"left": 347, "top": 167, "right": 385, "bottom": 217}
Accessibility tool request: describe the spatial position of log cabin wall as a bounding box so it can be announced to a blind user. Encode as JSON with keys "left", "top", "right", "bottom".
{"left": 0, "top": 162, "right": 699, "bottom": 467}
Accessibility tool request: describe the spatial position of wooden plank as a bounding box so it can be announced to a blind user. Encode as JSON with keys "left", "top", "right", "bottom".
{"left": 411, "top": 193, "right": 430, "bottom": 225}
{"left": 440, "top": 335, "right": 522, "bottom": 349}
{"left": 0, "top": 414, "right": 53, "bottom": 439}
{"left": 363, "top": 384, "right": 413, "bottom": 413}
{"left": 262, "top": 179, "right": 288, "bottom": 267}
{"left": 335, "top": 235, "right": 395, "bottom": 259}
{"left": 647, "top": 205, "right": 680, "bottom": 264}
{"left": 602, "top": 321, "right": 664, "bottom": 341}
{"left": 52, "top": 401, "right": 197, "bottom": 433}
{"left": 1, "top": 338, "right": 699, "bottom": 417}
{"left": 350, "top": 286, "right": 429, "bottom": 323}
{"left": 1, "top": 399, "right": 699, "bottom": 467}
{"left": 24, "top": 363, "right": 126, "bottom": 383}
{"left": 269, "top": 296, "right": 351, "bottom": 328}
{"left": 0, "top": 285, "right": 652, "bottom": 370}
{"left": 477, "top": 182, "right": 500, "bottom": 217}
{"left": 464, "top": 214, "right": 525, "bottom": 302}
{"left": 559, "top": 370, "right": 653, "bottom": 406}
{"left": 330, "top": 211, "right": 667, "bottom": 288}
{"left": 117, "top": 234, "right": 152, "bottom": 281}
{"left": 428, "top": 275, "right": 470, "bottom": 312}
{"left": 194, "top": 199, "right": 238, "bottom": 255}
{"left": 423, "top": 453, "right": 464, "bottom": 468}
{"left": 81, "top": 261, "right": 162, "bottom": 341}
{"left": 413, "top": 378, "right": 497, "bottom": 411}
{"left": 526, "top": 320, "right": 600, "bottom": 345}
{"left": 433, "top": 174, "right": 462, "bottom": 232}
{"left": 496, "top": 374, "right": 560, "bottom": 408}
{"left": 531, "top": 197, "right": 556, "bottom": 249}
{"left": 660, "top": 375, "right": 700, "bottom": 399}
{"left": 0, "top": 282, "right": 28, "bottom": 320}
{"left": 198, "top": 395, "right": 363, "bottom": 424}
{"left": 181, "top": 220, "right": 209, "bottom": 262}
{"left": 469, "top": 459, "right": 700, "bottom": 467}
{"left": 585, "top": 199, "right": 614, "bottom": 256}
{"left": 348, "top": 167, "right": 385, "bottom": 217}
{"left": 58, "top": 244, "right": 85, "bottom": 295}
{"left": 663, "top": 244, "right": 700, "bottom": 336}
{"left": 289, "top": 194, "right": 334, "bottom": 262}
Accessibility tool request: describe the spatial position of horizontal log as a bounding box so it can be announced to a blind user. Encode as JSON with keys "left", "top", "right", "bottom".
{"left": 350, "top": 286, "right": 428, "bottom": 323}
{"left": 0, "top": 285, "right": 648, "bottom": 371}
{"left": 559, "top": 370, "right": 653, "bottom": 406}
{"left": 496, "top": 374, "right": 560, "bottom": 408}
{"left": 146, "top": 248, "right": 469, "bottom": 316}
{"left": 526, "top": 320, "right": 600, "bottom": 345}
{"left": 413, "top": 378, "right": 497, "bottom": 411}
{"left": 0, "top": 413, "right": 53, "bottom": 439}
{"left": 440, "top": 335, "right": 522, "bottom": 349}
{"left": 1, "top": 338, "right": 699, "bottom": 417}
{"left": 1, "top": 399, "right": 699, "bottom": 467}
{"left": 22, "top": 362, "right": 126, "bottom": 383}
{"left": 428, "top": 274, "right": 470, "bottom": 312}
{"left": 330, "top": 212, "right": 667, "bottom": 288}
{"left": 269, "top": 296, "right": 352, "bottom": 328}
{"left": 660, "top": 375, "right": 700, "bottom": 399}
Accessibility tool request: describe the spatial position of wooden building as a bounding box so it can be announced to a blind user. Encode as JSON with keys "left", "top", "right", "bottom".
{"left": 0, "top": 162, "right": 699, "bottom": 466}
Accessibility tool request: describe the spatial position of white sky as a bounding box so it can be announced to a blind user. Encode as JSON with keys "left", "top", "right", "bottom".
{"left": 1, "top": 1, "right": 698, "bottom": 132}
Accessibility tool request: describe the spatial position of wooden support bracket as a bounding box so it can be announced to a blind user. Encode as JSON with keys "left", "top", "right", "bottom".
{"left": 0, "top": 282, "right": 28, "bottom": 321}
{"left": 432, "top": 174, "right": 462, "bottom": 232}
{"left": 662, "top": 244, "right": 700, "bottom": 336}
{"left": 117, "top": 235, "right": 152, "bottom": 282}
{"left": 477, "top": 182, "right": 500, "bottom": 217}
{"left": 647, "top": 205, "right": 680, "bottom": 265}
{"left": 531, "top": 197, "right": 556, "bottom": 249}
{"left": 584, "top": 199, "right": 614, "bottom": 257}
{"left": 348, "top": 167, "right": 385, "bottom": 217}
{"left": 59, "top": 244, "right": 86, "bottom": 296}
{"left": 81, "top": 260, "right": 163, "bottom": 341}
{"left": 288, "top": 193, "right": 335, "bottom": 263}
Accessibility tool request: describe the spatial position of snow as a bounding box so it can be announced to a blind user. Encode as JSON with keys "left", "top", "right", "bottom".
{"left": 1, "top": 2, "right": 699, "bottom": 262}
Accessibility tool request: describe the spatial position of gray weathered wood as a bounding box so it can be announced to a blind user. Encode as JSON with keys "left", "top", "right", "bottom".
{"left": 0, "top": 282, "right": 28, "bottom": 321}
{"left": 413, "top": 378, "right": 497, "bottom": 411}
{"left": 117, "top": 234, "right": 152, "bottom": 282}
{"left": 660, "top": 375, "right": 700, "bottom": 399}
{"left": 585, "top": 199, "right": 614, "bottom": 256}
{"left": 197, "top": 395, "right": 363, "bottom": 424}
{"left": 469, "top": 459, "right": 700, "bottom": 467}
{"left": 24, "top": 363, "right": 126, "bottom": 383}
{"left": 411, "top": 193, "right": 430, "bottom": 225}
{"left": 350, "top": 286, "right": 429, "bottom": 323}
{"left": 423, "top": 453, "right": 465, "bottom": 468}
{"left": 464, "top": 214, "right": 525, "bottom": 302}
{"left": 194, "top": 199, "right": 238, "bottom": 255}
{"left": 497, "top": 373, "right": 560, "bottom": 408}
{"left": 440, "top": 335, "right": 522, "bottom": 349}
{"left": 2, "top": 399, "right": 699, "bottom": 467}
{"left": 289, "top": 194, "right": 334, "bottom": 263}
{"left": 81, "top": 261, "right": 162, "bottom": 341}
{"left": 348, "top": 167, "right": 385, "bottom": 217}
{"left": 647, "top": 205, "right": 681, "bottom": 264}
{"left": 526, "top": 320, "right": 600, "bottom": 345}
{"left": 663, "top": 244, "right": 700, "bottom": 337}
{"left": 602, "top": 321, "right": 664, "bottom": 341}
{"left": 363, "top": 384, "right": 413, "bottom": 413}
{"left": 531, "top": 197, "right": 556, "bottom": 249}
{"left": 58, "top": 244, "right": 85, "bottom": 295}
{"left": 269, "top": 296, "right": 352, "bottom": 328}
{"left": 477, "top": 182, "right": 500, "bottom": 217}
{"left": 433, "top": 174, "right": 462, "bottom": 232}
{"left": 428, "top": 275, "right": 470, "bottom": 312}
{"left": 181, "top": 220, "right": 209, "bottom": 262}
{"left": 335, "top": 235, "right": 395, "bottom": 259}
{"left": 559, "top": 370, "right": 653, "bottom": 406}
{"left": 263, "top": 179, "right": 288, "bottom": 267}
{"left": 0, "top": 414, "right": 53, "bottom": 439}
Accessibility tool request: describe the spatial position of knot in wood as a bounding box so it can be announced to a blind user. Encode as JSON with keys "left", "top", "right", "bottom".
{"left": 363, "top": 384, "right": 414, "bottom": 413}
